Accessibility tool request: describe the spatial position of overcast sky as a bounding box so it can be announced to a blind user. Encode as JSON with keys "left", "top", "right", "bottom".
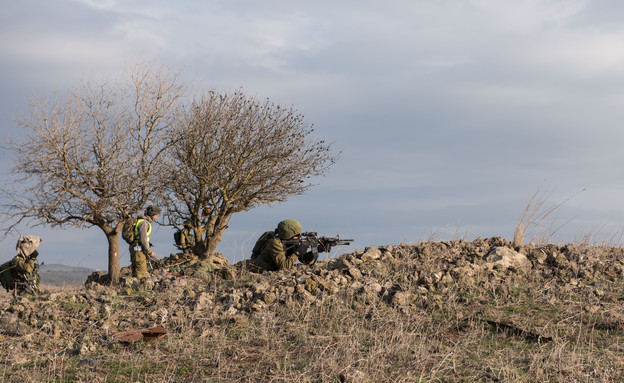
{"left": 2, "top": 0, "right": 624, "bottom": 270}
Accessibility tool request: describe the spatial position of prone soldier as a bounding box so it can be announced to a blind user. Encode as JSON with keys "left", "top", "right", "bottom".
{"left": 250, "top": 219, "right": 352, "bottom": 271}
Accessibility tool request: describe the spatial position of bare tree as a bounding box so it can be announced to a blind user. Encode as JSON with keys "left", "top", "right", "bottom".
{"left": 2, "top": 63, "right": 187, "bottom": 284}
{"left": 164, "top": 90, "right": 339, "bottom": 258}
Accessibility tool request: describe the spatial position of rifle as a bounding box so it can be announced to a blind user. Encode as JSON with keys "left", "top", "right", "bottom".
{"left": 282, "top": 232, "right": 353, "bottom": 265}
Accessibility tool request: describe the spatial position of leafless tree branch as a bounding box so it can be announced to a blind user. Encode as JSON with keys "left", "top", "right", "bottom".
{"left": 1, "top": 62, "right": 188, "bottom": 283}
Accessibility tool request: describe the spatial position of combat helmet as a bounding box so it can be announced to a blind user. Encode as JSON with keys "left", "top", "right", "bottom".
{"left": 145, "top": 205, "right": 161, "bottom": 217}
{"left": 276, "top": 219, "right": 302, "bottom": 239}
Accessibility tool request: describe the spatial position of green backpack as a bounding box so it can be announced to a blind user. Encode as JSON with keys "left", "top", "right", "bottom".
{"left": 0, "top": 261, "right": 14, "bottom": 291}
{"left": 174, "top": 229, "right": 196, "bottom": 250}
{"left": 121, "top": 218, "right": 138, "bottom": 244}
{"left": 174, "top": 230, "right": 183, "bottom": 249}
{"left": 251, "top": 231, "right": 277, "bottom": 260}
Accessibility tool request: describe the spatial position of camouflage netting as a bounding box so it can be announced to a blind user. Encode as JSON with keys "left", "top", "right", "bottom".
{"left": 16, "top": 235, "right": 42, "bottom": 258}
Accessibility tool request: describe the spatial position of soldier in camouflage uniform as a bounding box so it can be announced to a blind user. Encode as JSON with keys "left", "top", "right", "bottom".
{"left": 178, "top": 220, "right": 195, "bottom": 253}
{"left": 0, "top": 235, "right": 42, "bottom": 295}
{"left": 130, "top": 205, "right": 161, "bottom": 282}
{"left": 251, "top": 219, "right": 313, "bottom": 271}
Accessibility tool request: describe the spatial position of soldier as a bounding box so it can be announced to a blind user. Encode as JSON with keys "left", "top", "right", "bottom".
{"left": 251, "top": 219, "right": 314, "bottom": 271}
{"left": 0, "top": 235, "right": 42, "bottom": 295}
{"left": 176, "top": 220, "right": 195, "bottom": 253}
{"left": 130, "top": 205, "right": 161, "bottom": 282}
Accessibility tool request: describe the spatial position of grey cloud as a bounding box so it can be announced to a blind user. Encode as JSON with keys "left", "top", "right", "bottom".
{"left": 3, "top": 1, "right": 624, "bottom": 269}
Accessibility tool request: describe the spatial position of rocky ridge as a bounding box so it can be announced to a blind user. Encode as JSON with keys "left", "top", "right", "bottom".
{"left": 5, "top": 236, "right": 624, "bottom": 340}
{"left": 2, "top": 236, "right": 624, "bottom": 381}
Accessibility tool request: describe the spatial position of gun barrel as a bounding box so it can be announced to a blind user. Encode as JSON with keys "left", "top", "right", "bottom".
{"left": 284, "top": 236, "right": 354, "bottom": 246}
{"left": 323, "top": 238, "right": 353, "bottom": 246}
{"left": 328, "top": 237, "right": 353, "bottom": 242}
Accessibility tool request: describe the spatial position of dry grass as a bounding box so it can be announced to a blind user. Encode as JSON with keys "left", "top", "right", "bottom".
{"left": 2, "top": 241, "right": 624, "bottom": 382}
{"left": 513, "top": 189, "right": 584, "bottom": 247}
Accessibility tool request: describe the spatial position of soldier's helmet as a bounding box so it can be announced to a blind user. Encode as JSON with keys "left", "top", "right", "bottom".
{"left": 183, "top": 220, "right": 192, "bottom": 228}
{"left": 145, "top": 205, "right": 162, "bottom": 217}
{"left": 276, "top": 219, "right": 302, "bottom": 239}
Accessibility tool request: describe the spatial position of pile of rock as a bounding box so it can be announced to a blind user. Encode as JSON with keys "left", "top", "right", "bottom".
{"left": 3, "top": 237, "right": 624, "bottom": 344}
{"left": 195, "top": 237, "right": 624, "bottom": 317}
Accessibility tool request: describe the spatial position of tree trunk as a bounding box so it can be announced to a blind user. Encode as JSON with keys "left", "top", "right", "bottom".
{"left": 107, "top": 231, "right": 121, "bottom": 284}
{"left": 191, "top": 225, "right": 205, "bottom": 258}
{"left": 200, "top": 229, "right": 224, "bottom": 260}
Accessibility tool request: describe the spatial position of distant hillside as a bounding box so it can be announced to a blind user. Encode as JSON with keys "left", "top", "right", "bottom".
{"left": 39, "top": 263, "right": 94, "bottom": 286}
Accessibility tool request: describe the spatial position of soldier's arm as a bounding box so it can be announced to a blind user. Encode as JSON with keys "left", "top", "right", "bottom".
{"left": 138, "top": 221, "right": 153, "bottom": 254}
{"left": 270, "top": 240, "right": 298, "bottom": 270}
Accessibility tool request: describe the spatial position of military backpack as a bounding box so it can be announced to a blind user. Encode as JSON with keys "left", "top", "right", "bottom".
{"left": 174, "top": 230, "right": 182, "bottom": 248}
{"left": 251, "top": 231, "right": 277, "bottom": 261}
{"left": 0, "top": 261, "right": 13, "bottom": 291}
{"left": 121, "top": 217, "right": 138, "bottom": 244}
{"left": 174, "top": 229, "right": 196, "bottom": 250}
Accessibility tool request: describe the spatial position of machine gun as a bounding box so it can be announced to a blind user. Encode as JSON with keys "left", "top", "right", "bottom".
{"left": 282, "top": 232, "right": 353, "bottom": 265}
